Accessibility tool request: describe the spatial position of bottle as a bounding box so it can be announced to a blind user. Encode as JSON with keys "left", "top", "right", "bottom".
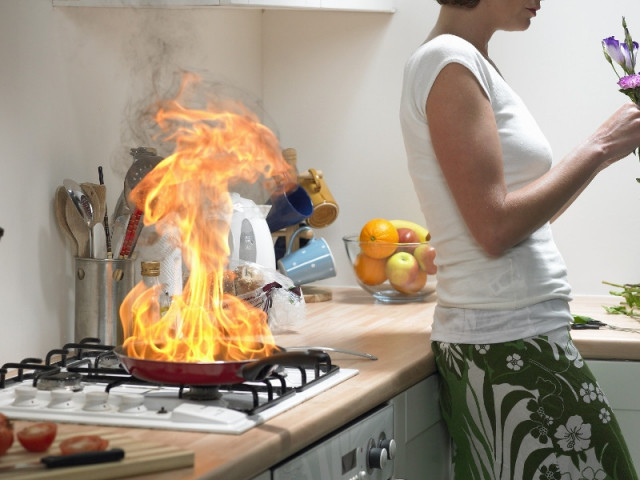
{"left": 140, "top": 261, "right": 171, "bottom": 317}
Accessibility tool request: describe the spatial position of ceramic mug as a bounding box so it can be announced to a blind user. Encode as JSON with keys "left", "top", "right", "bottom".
{"left": 266, "top": 185, "right": 314, "bottom": 232}
{"left": 298, "top": 168, "right": 339, "bottom": 228}
{"left": 277, "top": 226, "right": 336, "bottom": 286}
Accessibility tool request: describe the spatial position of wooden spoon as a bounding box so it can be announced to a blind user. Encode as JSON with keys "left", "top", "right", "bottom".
{"left": 54, "top": 186, "right": 78, "bottom": 256}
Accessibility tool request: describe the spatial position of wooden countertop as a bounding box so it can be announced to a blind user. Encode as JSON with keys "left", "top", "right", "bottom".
{"left": 9, "top": 289, "right": 640, "bottom": 479}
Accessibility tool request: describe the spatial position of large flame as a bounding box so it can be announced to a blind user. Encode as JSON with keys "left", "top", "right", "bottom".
{"left": 120, "top": 74, "right": 295, "bottom": 363}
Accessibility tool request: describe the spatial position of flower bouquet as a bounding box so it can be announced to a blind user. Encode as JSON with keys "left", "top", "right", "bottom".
{"left": 602, "top": 17, "right": 640, "bottom": 104}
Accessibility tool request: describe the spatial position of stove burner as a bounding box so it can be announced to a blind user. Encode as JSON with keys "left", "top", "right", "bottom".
{"left": 182, "top": 386, "right": 223, "bottom": 401}
{"left": 36, "top": 372, "right": 84, "bottom": 392}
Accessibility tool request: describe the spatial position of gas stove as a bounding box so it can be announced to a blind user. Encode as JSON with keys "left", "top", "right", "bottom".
{"left": 0, "top": 338, "right": 357, "bottom": 434}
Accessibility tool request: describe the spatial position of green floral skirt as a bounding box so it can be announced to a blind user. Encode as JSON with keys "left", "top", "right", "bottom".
{"left": 432, "top": 327, "right": 638, "bottom": 480}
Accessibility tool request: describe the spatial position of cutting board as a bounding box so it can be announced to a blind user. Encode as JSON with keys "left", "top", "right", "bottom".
{"left": 0, "top": 429, "right": 194, "bottom": 479}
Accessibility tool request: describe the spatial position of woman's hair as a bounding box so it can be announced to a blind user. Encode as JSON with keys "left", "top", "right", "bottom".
{"left": 436, "top": 0, "right": 480, "bottom": 7}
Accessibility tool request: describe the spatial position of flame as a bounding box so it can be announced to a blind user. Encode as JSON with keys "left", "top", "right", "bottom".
{"left": 120, "top": 74, "right": 295, "bottom": 363}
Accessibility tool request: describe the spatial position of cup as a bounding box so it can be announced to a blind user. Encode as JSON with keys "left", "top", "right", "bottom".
{"left": 74, "top": 257, "right": 135, "bottom": 346}
{"left": 265, "top": 185, "right": 314, "bottom": 232}
{"left": 277, "top": 226, "right": 336, "bottom": 286}
{"left": 298, "top": 168, "right": 339, "bottom": 228}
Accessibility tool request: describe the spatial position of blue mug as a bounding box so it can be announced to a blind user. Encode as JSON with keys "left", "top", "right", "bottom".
{"left": 266, "top": 186, "right": 313, "bottom": 232}
{"left": 277, "top": 226, "right": 336, "bottom": 286}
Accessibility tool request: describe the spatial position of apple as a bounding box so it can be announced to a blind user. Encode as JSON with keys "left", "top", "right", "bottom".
{"left": 393, "top": 270, "right": 427, "bottom": 294}
{"left": 414, "top": 244, "right": 437, "bottom": 275}
{"left": 396, "top": 228, "right": 420, "bottom": 253}
{"left": 385, "top": 251, "right": 419, "bottom": 290}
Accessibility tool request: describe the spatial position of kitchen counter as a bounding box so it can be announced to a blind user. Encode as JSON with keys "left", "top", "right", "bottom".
{"left": 12, "top": 289, "right": 640, "bottom": 479}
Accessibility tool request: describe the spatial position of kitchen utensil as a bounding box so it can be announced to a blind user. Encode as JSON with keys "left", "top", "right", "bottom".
{"left": 265, "top": 185, "right": 313, "bottom": 232}
{"left": 286, "top": 346, "right": 378, "bottom": 361}
{"left": 81, "top": 182, "right": 106, "bottom": 258}
{"left": 98, "top": 166, "right": 113, "bottom": 258}
{"left": 65, "top": 196, "right": 91, "bottom": 258}
{"left": 55, "top": 186, "right": 79, "bottom": 256}
{"left": 277, "top": 226, "right": 336, "bottom": 286}
{"left": 64, "top": 179, "right": 95, "bottom": 258}
{"left": 114, "top": 346, "right": 329, "bottom": 386}
{"left": 75, "top": 257, "right": 135, "bottom": 345}
{"left": 117, "top": 148, "right": 163, "bottom": 258}
{"left": 228, "top": 193, "right": 276, "bottom": 270}
{"left": 0, "top": 449, "right": 125, "bottom": 473}
{"left": 298, "top": 168, "right": 339, "bottom": 228}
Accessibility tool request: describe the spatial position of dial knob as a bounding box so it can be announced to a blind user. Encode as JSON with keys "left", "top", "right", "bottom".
{"left": 380, "top": 438, "right": 397, "bottom": 460}
{"left": 367, "top": 446, "right": 388, "bottom": 470}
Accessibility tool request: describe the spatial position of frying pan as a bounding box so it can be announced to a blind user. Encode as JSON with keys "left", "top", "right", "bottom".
{"left": 114, "top": 346, "right": 330, "bottom": 386}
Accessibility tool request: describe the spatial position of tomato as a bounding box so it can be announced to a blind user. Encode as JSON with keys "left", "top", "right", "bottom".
{"left": 16, "top": 422, "right": 57, "bottom": 452}
{"left": 59, "top": 435, "right": 109, "bottom": 455}
{"left": 0, "top": 413, "right": 14, "bottom": 456}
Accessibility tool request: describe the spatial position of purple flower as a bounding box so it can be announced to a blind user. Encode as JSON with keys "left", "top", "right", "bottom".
{"left": 603, "top": 36, "right": 638, "bottom": 74}
{"left": 603, "top": 36, "right": 627, "bottom": 67}
{"left": 619, "top": 74, "right": 640, "bottom": 90}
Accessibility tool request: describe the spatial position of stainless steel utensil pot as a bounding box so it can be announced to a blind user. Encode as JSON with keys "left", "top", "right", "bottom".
{"left": 74, "top": 257, "right": 134, "bottom": 345}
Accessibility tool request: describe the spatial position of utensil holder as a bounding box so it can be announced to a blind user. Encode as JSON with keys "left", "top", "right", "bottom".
{"left": 74, "top": 257, "right": 134, "bottom": 346}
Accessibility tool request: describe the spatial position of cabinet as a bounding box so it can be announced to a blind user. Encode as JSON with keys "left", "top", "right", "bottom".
{"left": 391, "top": 374, "right": 452, "bottom": 479}
{"left": 52, "top": 0, "right": 396, "bottom": 12}
{"left": 586, "top": 359, "right": 640, "bottom": 472}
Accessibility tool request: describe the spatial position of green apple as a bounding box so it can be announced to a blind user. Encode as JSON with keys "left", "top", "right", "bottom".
{"left": 385, "top": 251, "right": 419, "bottom": 290}
{"left": 414, "top": 244, "right": 437, "bottom": 274}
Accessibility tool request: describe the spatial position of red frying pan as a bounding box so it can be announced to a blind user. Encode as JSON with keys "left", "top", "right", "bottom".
{"left": 114, "top": 346, "right": 329, "bottom": 386}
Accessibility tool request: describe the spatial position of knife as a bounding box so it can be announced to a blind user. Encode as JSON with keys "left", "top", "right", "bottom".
{"left": 0, "top": 448, "right": 125, "bottom": 473}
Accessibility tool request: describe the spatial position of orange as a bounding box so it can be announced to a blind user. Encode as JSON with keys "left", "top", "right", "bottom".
{"left": 359, "top": 218, "right": 399, "bottom": 259}
{"left": 354, "top": 253, "right": 388, "bottom": 286}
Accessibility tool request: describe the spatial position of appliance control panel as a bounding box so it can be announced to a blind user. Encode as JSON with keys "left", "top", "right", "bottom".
{"left": 272, "top": 403, "right": 395, "bottom": 480}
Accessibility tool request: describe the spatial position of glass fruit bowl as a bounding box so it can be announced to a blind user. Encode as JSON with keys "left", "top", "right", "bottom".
{"left": 342, "top": 235, "right": 437, "bottom": 303}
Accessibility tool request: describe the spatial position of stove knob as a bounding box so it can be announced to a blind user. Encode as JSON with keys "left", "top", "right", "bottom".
{"left": 83, "top": 391, "right": 111, "bottom": 412}
{"left": 12, "top": 386, "right": 40, "bottom": 407}
{"left": 118, "top": 393, "right": 147, "bottom": 413}
{"left": 380, "top": 438, "right": 397, "bottom": 460}
{"left": 48, "top": 389, "right": 74, "bottom": 409}
{"left": 367, "top": 439, "right": 388, "bottom": 471}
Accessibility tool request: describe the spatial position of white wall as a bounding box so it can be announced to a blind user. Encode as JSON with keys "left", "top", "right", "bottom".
{"left": 0, "top": 0, "right": 263, "bottom": 361}
{"left": 263, "top": 0, "right": 640, "bottom": 296}
{"left": 1, "top": 0, "right": 639, "bottom": 362}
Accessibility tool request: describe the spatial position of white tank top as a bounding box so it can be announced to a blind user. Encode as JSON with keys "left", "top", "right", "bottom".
{"left": 399, "top": 34, "right": 572, "bottom": 343}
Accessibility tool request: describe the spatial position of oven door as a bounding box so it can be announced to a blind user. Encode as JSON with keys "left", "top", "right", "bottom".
{"left": 271, "top": 403, "right": 396, "bottom": 480}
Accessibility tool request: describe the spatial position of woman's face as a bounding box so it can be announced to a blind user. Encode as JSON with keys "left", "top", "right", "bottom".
{"left": 486, "top": 0, "right": 541, "bottom": 32}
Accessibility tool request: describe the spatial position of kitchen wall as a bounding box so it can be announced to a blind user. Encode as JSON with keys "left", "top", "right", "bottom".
{"left": 1, "top": 0, "right": 638, "bottom": 362}
{"left": 262, "top": 0, "right": 640, "bottom": 295}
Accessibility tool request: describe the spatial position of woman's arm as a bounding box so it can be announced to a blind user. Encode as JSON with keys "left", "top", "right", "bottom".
{"left": 426, "top": 62, "right": 640, "bottom": 256}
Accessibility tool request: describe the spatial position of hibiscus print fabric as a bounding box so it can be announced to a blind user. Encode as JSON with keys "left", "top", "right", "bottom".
{"left": 432, "top": 327, "right": 638, "bottom": 479}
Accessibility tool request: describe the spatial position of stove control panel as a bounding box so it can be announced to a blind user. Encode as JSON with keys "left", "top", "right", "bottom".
{"left": 272, "top": 403, "right": 395, "bottom": 480}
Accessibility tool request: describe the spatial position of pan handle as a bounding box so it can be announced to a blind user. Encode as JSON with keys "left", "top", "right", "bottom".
{"left": 240, "top": 350, "right": 330, "bottom": 382}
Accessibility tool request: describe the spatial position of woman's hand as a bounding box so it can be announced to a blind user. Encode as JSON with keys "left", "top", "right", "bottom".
{"left": 587, "top": 102, "right": 640, "bottom": 169}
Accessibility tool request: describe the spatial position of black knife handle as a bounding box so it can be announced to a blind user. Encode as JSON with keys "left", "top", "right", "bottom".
{"left": 41, "top": 448, "right": 125, "bottom": 469}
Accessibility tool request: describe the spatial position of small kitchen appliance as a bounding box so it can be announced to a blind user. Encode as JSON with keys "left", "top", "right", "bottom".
{"left": 228, "top": 193, "right": 276, "bottom": 270}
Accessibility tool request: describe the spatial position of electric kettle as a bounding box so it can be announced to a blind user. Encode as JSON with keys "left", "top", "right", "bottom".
{"left": 228, "top": 193, "right": 276, "bottom": 270}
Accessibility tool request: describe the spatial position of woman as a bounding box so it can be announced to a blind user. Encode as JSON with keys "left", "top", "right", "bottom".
{"left": 399, "top": 1, "right": 640, "bottom": 479}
